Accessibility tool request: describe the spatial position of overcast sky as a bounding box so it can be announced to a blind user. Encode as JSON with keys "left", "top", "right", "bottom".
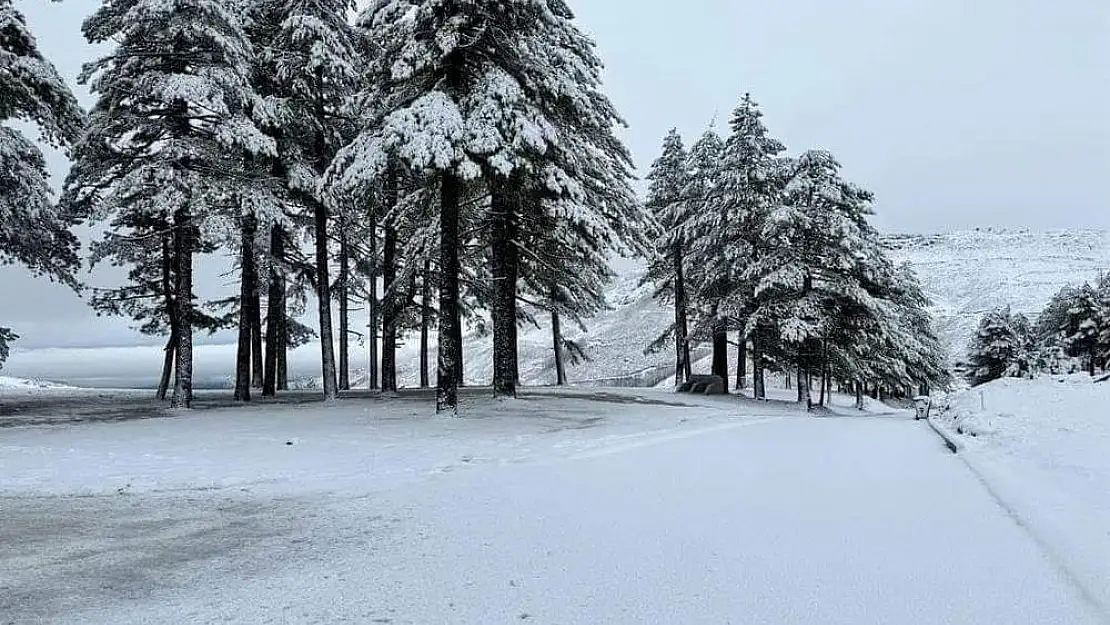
{"left": 2, "top": 0, "right": 1108, "bottom": 358}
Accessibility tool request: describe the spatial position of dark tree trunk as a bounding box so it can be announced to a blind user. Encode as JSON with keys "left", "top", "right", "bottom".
{"left": 263, "top": 225, "right": 285, "bottom": 397}
{"left": 338, "top": 229, "right": 351, "bottom": 391}
{"left": 170, "top": 206, "right": 194, "bottom": 409}
{"left": 490, "top": 183, "right": 519, "bottom": 398}
{"left": 752, "top": 331, "right": 765, "bottom": 399}
{"left": 158, "top": 332, "right": 175, "bottom": 401}
{"left": 856, "top": 381, "right": 865, "bottom": 410}
{"left": 367, "top": 221, "right": 379, "bottom": 390}
{"left": 420, "top": 260, "right": 431, "bottom": 388}
{"left": 455, "top": 304, "right": 464, "bottom": 386}
{"left": 552, "top": 309, "right": 567, "bottom": 386}
{"left": 250, "top": 291, "right": 263, "bottom": 389}
{"left": 313, "top": 197, "right": 338, "bottom": 400}
{"left": 798, "top": 362, "right": 811, "bottom": 410}
{"left": 736, "top": 334, "right": 747, "bottom": 391}
{"left": 711, "top": 315, "right": 728, "bottom": 384}
{"left": 672, "top": 241, "right": 691, "bottom": 384}
{"left": 381, "top": 220, "right": 398, "bottom": 393}
{"left": 157, "top": 232, "right": 176, "bottom": 401}
{"left": 819, "top": 341, "right": 828, "bottom": 408}
{"left": 234, "top": 215, "right": 257, "bottom": 402}
{"left": 437, "top": 173, "right": 462, "bottom": 412}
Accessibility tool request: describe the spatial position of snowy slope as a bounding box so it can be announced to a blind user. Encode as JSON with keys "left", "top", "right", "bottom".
{"left": 932, "top": 375, "right": 1110, "bottom": 613}
{"left": 0, "top": 375, "right": 76, "bottom": 391}
{"left": 886, "top": 229, "right": 1110, "bottom": 359}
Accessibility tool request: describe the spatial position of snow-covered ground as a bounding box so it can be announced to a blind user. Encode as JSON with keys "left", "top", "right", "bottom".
{"left": 932, "top": 375, "right": 1110, "bottom": 615}
{"left": 2, "top": 388, "right": 1105, "bottom": 624}
{"left": 0, "top": 375, "right": 75, "bottom": 392}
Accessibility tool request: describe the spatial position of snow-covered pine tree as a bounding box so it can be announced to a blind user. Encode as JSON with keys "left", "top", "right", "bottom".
{"left": 642, "top": 129, "right": 694, "bottom": 384}
{"left": 257, "top": 0, "right": 360, "bottom": 401}
{"left": 334, "top": 0, "right": 642, "bottom": 409}
{"left": 966, "top": 306, "right": 1025, "bottom": 386}
{"left": 697, "top": 95, "right": 786, "bottom": 398}
{"left": 0, "top": 0, "right": 86, "bottom": 281}
{"left": 1062, "top": 283, "right": 1105, "bottom": 376}
{"left": 671, "top": 127, "right": 723, "bottom": 377}
{"left": 1, "top": 0, "right": 86, "bottom": 365}
{"left": 64, "top": 0, "right": 275, "bottom": 408}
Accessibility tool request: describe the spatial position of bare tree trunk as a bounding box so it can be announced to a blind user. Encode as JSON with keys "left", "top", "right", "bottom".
{"left": 672, "top": 241, "right": 691, "bottom": 384}
{"left": 367, "top": 221, "right": 379, "bottom": 390}
{"left": 234, "top": 215, "right": 256, "bottom": 402}
{"left": 313, "top": 196, "right": 338, "bottom": 401}
{"left": 736, "top": 334, "right": 746, "bottom": 391}
{"left": 158, "top": 231, "right": 176, "bottom": 401}
{"left": 158, "top": 332, "right": 175, "bottom": 401}
{"left": 171, "top": 206, "right": 194, "bottom": 409}
{"left": 752, "top": 331, "right": 765, "bottom": 400}
{"left": 799, "top": 362, "right": 811, "bottom": 410}
{"left": 420, "top": 260, "right": 431, "bottom": 388}
{"left": 552, "top": 309, "right": 567, "bottom": 386}
{"left": 338, "top": 229, "right": 351, "bottom": 391}
{"left": 856, "top": 381, "right": 864, "bottom": 410}
{"left": 263, "top": 225, "right": 285, "bottom": 397}
{"left": 250, "top": 292, "right": 263, "bottom": 389}
{"left": 381, "top": 220, "right": 398, "bottom": 393}
{"left": 711, "top": 314, "right": 728, "bottom": 384}
{"left": 490, "top": 182, "right": 519, "bottom": 398}
{"left": 437, "top": 173, "right": 461, "bottom": 412}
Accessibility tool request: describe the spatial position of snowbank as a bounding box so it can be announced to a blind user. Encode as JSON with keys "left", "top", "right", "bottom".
{"left": 0, "top": 375, "right": 76, "bottom": 392}
{"left": 932, "top": 375, "right": 1110, "bottom": 613}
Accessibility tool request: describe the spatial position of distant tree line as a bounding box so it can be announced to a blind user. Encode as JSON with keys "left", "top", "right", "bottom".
{"left": 641, "top": 96, "right": 950, "bottom": 410}
{"left": 964, "top": 274, "right": 1110, "bottom": 386}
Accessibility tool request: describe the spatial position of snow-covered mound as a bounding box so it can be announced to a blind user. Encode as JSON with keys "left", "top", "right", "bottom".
{"left": 933, "top": 375, "right": 1110, "bottom": 611}
{"left": 0, "top": 375, "right": 76, "bottom": 391}
{"left": 886, "top": 228, "right": 1110, "bottom": 359}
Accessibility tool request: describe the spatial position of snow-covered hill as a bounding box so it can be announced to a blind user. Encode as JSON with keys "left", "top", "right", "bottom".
{"left": 886, "top": 229, "right": 1110, "bottom": 360}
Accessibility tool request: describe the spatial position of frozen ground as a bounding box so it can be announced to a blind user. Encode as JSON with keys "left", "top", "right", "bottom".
{"left": 1, "top": 388, "right": 1106, "bottom": 624}
{"left": 932, "top": 375, "right": 1110, "bottom": 615}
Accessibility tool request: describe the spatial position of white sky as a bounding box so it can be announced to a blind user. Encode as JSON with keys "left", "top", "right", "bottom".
{"left": 2, "top": 0, "right": 1108, "bottom": 353}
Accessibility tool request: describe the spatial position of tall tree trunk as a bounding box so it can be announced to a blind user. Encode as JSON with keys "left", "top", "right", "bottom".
{"left": 752, "top": 331, "right": 765, "bottom": 400}
{"left": 367, "top": 222, "right": 379, "bottom": 390}
{"left": 673, "top": 241, "right": 691, "bottom": 384}
{"left": 158, "top": 231, "right": 176, "bottom": 401}
{"left": 437, "top": 173, "right": 462, "bottom": 412}
{"left": 455, "top": 304, "right": 464, "bottom": 386}
{"left": 856, "top": 381, "right": 865, "bottom": 410}
{"left": 420, "top": 260, "right": 431, "bottom": 388}
{"left": 313, "top": 197, "right": 338, "bottom": 400}
{"left": 234, "top": 215, "right": 257, "bottom": 402}
{"left": 338, "top": 228, "right": 351, "bottom": 391}
{"left": 490, "top": 183, "right": 519, "bottom": 398}
{"left": 711, "top": 315, "right": 728, "bottom": 384}
{"left": 170, "top": 206, "right": 194, "bottom": 409}
{"left": 158, "top": 332, "right": 175, "bottom": 401}
{"left": 818, "top": 341, "right": 828, "bottom": 408}
{"left": 263, "top": 225, "right": 285, "bottom": 397}
{"left": 381, "top": 220, "right": 398, "bottom": 392}
{"left": 736, "top": 334, "right": 747, "bottom": 391}
{"left": 552, "top": 309, "right": 567, "bottom": 386}
{"left": 798, "top": 362, "right": 811, "bottom": 410}
{"left": 250, "top": 290, "right": 263, "bottom": 389}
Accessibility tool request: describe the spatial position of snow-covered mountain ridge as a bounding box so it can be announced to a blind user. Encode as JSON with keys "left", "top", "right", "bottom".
{"left": 884, "top": 228, "right": 1110, "bottom": 360}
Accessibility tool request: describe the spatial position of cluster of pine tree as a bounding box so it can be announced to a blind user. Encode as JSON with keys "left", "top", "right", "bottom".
{"left": 966, "top": 274, "right": 1110, "bottom": 385}
{"left": 3, "top": 1, "right": 648, "bottom": 409}
{"left": 642, "top": 95, "right": 949, "bottom": 409}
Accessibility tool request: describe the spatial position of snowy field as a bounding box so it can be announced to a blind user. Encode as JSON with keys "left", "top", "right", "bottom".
{"left": 932, "top": 375, "right": 1110, "bottom": 616}
{"left": 2, "top": 387, "right": 1106, "bottom": 624}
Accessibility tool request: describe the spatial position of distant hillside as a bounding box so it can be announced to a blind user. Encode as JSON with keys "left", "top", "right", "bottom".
{"left": 885, "top": 229, "right": 1110, "bottom": 361}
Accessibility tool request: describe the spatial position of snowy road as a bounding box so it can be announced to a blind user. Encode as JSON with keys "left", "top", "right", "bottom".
{"left": 2, "top": 398, "right": 1105, "bottom": 624}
